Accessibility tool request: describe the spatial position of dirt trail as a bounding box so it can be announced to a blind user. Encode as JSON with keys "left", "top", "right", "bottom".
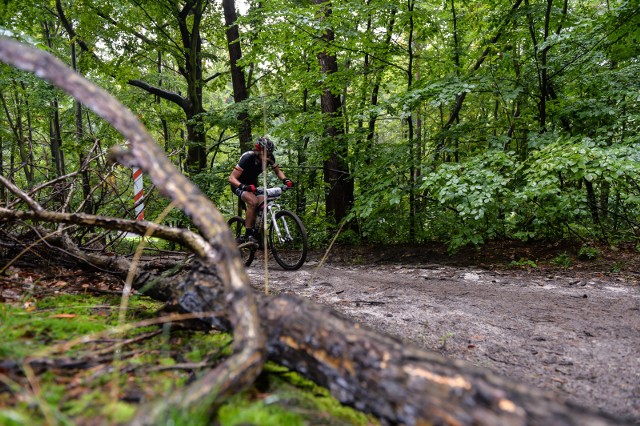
{"left": 246, "top": 252, "right": 640, "bottom": 421}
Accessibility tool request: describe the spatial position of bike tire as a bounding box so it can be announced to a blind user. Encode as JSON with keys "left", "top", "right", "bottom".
{"left": 269, "top": 210, "right": 307, "bottom": 270}
{"left": 227, "top": 216, "right": 256, "bottom": 267}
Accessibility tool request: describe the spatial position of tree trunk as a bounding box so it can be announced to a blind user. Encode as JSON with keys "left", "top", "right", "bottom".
{"left": 1, "top": 84, "right": 34, "bottom": 185}
{"left": 314, "top": 0, "right": 354, "bottom": 225}
{"left": 223, "top": 0, "right": 253, "bottom": 153}
{"left": 406, "top": 0, "right": 417, "bottom": 241}
{"left": 0, "top": 136, "right": 4, "bottom": 204}
{"left": 365, "top": 10, "right": 396, "bottom": 165}
{"left": 585, "top": 178, "right": 600, "bottom": 224}
{"left": 297, "top": 87, "right": 309, "bottom": 218}
{"left": 19, "top": 81, "right": 35, "bottom": 184}
{"left": 71, "top": 41, "right": 93, "bottom": 214}
{"left": 157, "top": 51, "right": 170, "bottom": 152}
{"left": 178, "top": 0, "right": 208, "bottom": 173}
{"left": 49, "top": 98, "right": 65, "bottom": 178}
{"left": 42, "top": 21, "right": 66, "bottom": 182}
{"left": 540, "top": 0, "right": 553, "bottom": 131}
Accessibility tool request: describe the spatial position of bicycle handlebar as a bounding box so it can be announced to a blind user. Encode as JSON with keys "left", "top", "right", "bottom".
{"left": 254, "top": 185, "right": 291, "bottom": 196}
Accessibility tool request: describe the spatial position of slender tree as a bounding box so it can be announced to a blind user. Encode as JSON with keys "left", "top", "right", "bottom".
{"left": 313, "top": 0, "right": 354, "bottom": 225}
{"left": 223, "top": 0, "right": 253, "bottom": 152}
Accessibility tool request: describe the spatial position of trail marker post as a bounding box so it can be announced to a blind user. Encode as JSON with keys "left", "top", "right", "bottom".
{"left": 133, "top": 166, "right": 144, "bottom": 220}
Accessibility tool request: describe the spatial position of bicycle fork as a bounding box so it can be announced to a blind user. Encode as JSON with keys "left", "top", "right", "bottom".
{"left": 269, "top": 208, "right": 293, "bottom": 243}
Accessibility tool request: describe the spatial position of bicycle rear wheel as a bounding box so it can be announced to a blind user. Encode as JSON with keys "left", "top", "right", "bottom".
{"left": 227, "top": 216, "right": 256, "bottom": 267}
{"left": 269, "top": 210, "right": 307, "bottom": 270}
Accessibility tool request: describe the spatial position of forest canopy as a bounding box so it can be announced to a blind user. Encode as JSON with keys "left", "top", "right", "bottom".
{"left": 1, "top": 0, "right": 639, "bottom": 250}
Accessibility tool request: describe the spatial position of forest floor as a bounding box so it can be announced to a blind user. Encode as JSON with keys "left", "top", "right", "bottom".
{"left": 2, "top": 240, "right": 639, "bottom": 423}
{"left": 247, "top": 240, "right": 640, "bottom": 422}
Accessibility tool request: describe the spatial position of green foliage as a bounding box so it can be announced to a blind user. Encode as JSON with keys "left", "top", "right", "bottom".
{"left": 610, "top": 261, "right": 625, "bottom": 273}
{"left": 2, "top": 0, "right": 640, "bottom": 251}
{"left": 578, "top": 246, "right": 600, "bottom": 261}
{"left": 509, "top": 258, "right": 538, "bottom": 269}
{"left": 438, "top": 331, "right": 455, "bottom": 349}
{"left": 512, "top": 138, "right": 640, "bottom": 242}
{"left": 551, "top": 252, "right": 572, "bottom": 268}
{"left": 419, "top": 150, "right": 517, "bottom": 251}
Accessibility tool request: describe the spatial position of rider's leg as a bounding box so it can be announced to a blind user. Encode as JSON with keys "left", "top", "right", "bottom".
{"left": 242, "top": 192, "right": 259, "bottom": 228}
{"left": 241, "top": 193, "right": 263, "bottom": 241}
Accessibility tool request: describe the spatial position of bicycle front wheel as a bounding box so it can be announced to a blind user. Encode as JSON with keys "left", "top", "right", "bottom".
{"left": 227, "top": 216, "right": 255, "bottom": 267}
{"left": 269, "top": 210, "right": 307, "bottom": 270}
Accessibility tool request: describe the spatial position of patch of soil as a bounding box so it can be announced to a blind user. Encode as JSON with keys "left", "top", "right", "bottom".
{"left": 247, "top": 241, "right": 640, "bottom": 421}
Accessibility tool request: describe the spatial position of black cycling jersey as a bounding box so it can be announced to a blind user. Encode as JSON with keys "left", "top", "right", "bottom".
{"left": 233, "top": 151, "right": 277, "bottom": 188}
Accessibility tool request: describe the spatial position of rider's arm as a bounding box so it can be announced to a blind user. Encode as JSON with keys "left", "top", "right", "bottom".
{"left": 272, "top": 164, "right": 287, "bottom": 182}
{"left": 228, "top": 166, "right": 244, "bottom": 188}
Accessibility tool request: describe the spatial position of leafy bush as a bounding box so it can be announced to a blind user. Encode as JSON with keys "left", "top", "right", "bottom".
{"left": 551, "top": 252, "right": 572, "bottom": 268}
{"left": 578, "top": 245, "right": 600, "bottom": 260}
{"left": 509, "top": 258, "right": 538, "bottom": 269}
{"left": 419, "top": 150, "right": 517, "bottom": 251}
{"left": 512, "top": 137, "right": 640, "bottom": 243}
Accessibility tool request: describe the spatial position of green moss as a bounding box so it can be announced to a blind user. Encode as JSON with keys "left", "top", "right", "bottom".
{"left": 217, "top": 365, "right": 378, "bottom": 426}
{"left": 0, "top": 409, "right": 34, "bottom": 426}
{"left": 1, "top": 294, "right": 378, "bottom": 426}
{"left": 218, "top": 397, "right": 306, "bottom": 425}
{"left": 0, "top": 294, "right": 164, "bottom": 359}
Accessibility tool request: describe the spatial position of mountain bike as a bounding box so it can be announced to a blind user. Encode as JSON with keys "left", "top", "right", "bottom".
{"left": 227, "top": 186, "right": 307, "bottom": 270}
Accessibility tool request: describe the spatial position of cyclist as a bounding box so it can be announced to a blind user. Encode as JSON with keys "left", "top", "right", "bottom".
{"left": 228, "top": 137, "right": 294, "bottom": 243}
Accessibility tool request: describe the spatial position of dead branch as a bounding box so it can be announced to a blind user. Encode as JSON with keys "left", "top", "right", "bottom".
{"left": 0, "top": 36, "right": 265, "bottom": 424}
{"left": 0, "top": 206, "right": 210, "bottom": 259}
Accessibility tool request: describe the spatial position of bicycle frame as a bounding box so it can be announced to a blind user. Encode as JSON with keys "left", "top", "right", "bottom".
{"left": 257, "top": 188, "right": 293, "bottom": 243}
{"left": 269, "top": 204, "right": 294, "bottom": 244}
{"left": 257, "top": 198, "right": 292, "bottom": 244}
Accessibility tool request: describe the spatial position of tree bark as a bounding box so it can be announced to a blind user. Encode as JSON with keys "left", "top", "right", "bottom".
{"left": 0, "top": 136, "right": 4, "bottom": 205}
{"left": 314, "top": 0, "right": 354, "bottom": 225}
{"left": 176, "top": 0, "right": 208, "bottom": 173}
{"left": 70, "top": 41, "right": 93, "bottom": 214}
{"left": 222, "top": 0, "right": 253, "bottom": 152}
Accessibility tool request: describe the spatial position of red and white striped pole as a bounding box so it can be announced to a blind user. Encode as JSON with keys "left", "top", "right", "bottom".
{"left": 133, "top": 166, "right": 144, "bottom": 220}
